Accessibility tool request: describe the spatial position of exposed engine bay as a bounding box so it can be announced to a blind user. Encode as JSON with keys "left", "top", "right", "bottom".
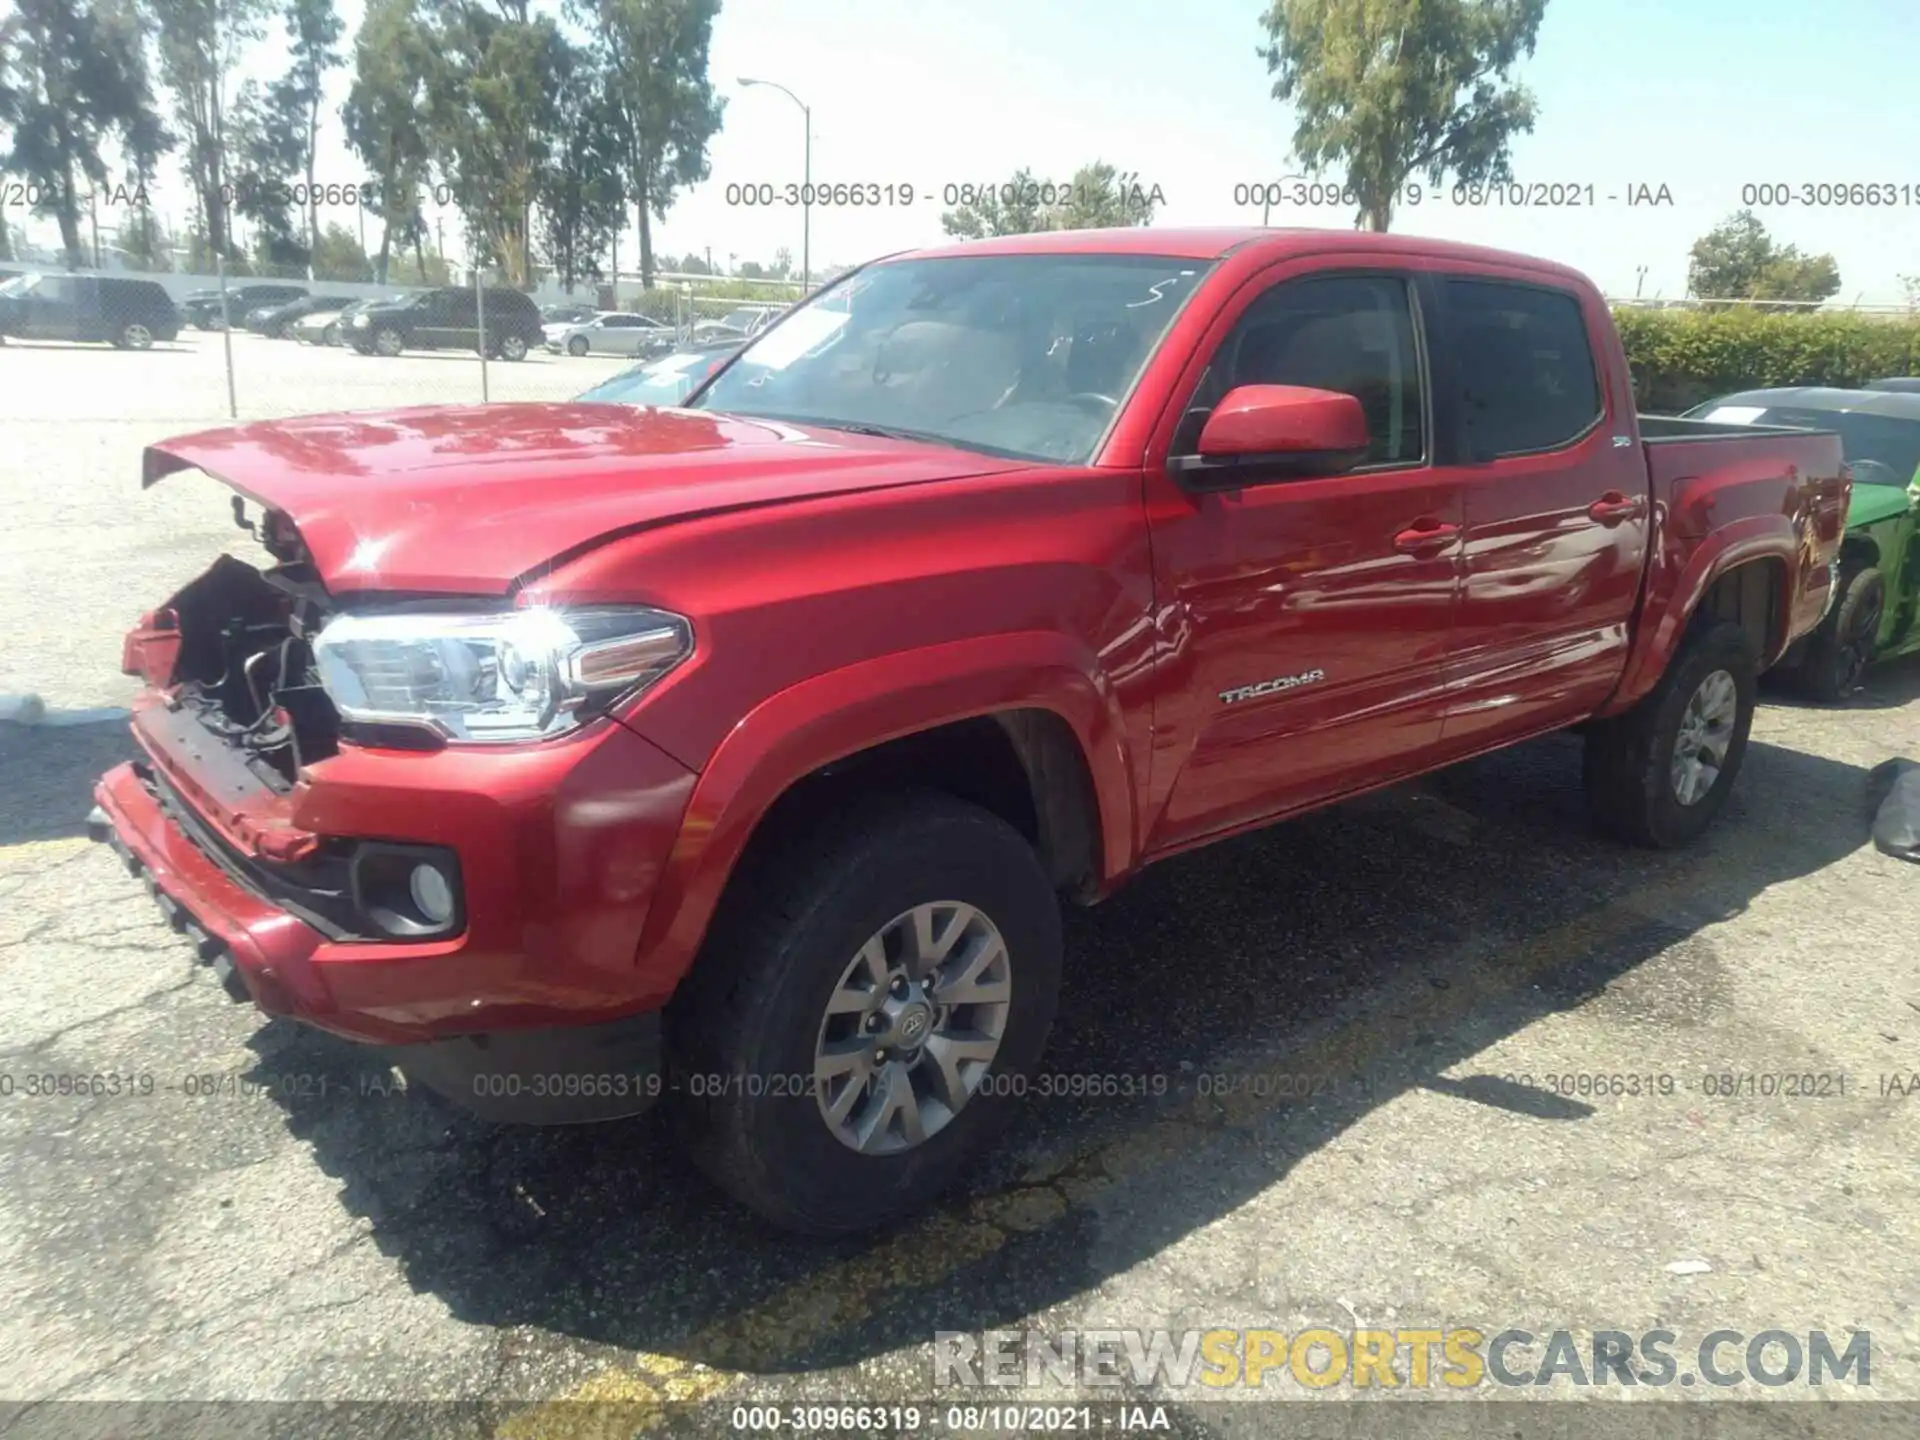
{"left": 144, "top": 503, "right": 342, "bottom": 791}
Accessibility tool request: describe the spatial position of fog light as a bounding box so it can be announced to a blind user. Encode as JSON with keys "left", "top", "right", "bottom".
{"left": 349, "top": 841, "right": 463, "bottom": 939}
{"left": 409, "top": 863, "right": 454, "bottom": 926}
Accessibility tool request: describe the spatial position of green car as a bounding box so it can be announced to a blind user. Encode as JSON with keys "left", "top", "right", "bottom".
{"left": 1686, "top": 387, "right": 1920, "bottom": 700}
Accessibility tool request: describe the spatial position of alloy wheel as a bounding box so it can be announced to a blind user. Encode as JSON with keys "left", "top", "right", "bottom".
{"left": 1670, "top": 668, "right": 1738, "bottom": 806}
{"left": 813, "top": 901, "right": 1012, "bottom": 1156}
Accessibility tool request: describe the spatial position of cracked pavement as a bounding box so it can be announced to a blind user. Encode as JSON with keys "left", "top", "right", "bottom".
{"left": 2, "top": 333, "right": 1918, "bottom": 1435}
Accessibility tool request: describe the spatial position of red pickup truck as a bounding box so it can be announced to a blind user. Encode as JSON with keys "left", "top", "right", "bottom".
{"left": 91, "top": 228, "right": 1846, "bottom": 1233}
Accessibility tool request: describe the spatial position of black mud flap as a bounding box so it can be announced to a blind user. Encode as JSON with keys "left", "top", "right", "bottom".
{"left": 1867, "top": 758, "right": 1920, "bottom": 863}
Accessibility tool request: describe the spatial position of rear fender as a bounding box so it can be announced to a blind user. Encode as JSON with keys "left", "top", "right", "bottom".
{"left": 1605, "top": 513, "right": 1796, "bottom": 714}
{"left": 628, "top": 631, "right": 1135, "bottom": 1002}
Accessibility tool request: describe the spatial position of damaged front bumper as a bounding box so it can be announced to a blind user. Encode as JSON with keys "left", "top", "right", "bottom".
{"left": 91, "top": 573, "right": 701, "bottom": 1122}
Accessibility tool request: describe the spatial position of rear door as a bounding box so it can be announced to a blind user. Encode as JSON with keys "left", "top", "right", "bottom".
{"left": 420, "top": 290, "right": 466, "bottom": 347}
{"left": 1422, "top": 274, "right": 1650, "bottom": 757}
{"left": 1142, "top": 265, "right": 1461, "bottom": 850}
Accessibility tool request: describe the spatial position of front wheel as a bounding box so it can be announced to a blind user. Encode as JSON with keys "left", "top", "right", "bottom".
{"left": 371, "top": 326, "right": 404, "bottom": 357}
{"left": 322, "top": 323, "right": 339, "bottom": 346}
{"left": 496, "top": 333, "right": 529, "bottom": 361}
{"left": 666, "top": 791, "right": 1062, "bottom": 1235}
{"left": 1583, "top": 620, "right": 1758, "bottom": 848}
{"left": 115, "top": 322, "right": 154, "bottom": 350}
{"left": 566, "top": 335, "right": 589, "bottom": 357}
{"left": 1789, "top": 565, "right": 1883, "bottom": 703}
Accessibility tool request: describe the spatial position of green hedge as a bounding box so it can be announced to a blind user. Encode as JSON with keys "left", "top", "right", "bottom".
{"left": 1613, "top": 307, "right": 1920, "bottom": 413}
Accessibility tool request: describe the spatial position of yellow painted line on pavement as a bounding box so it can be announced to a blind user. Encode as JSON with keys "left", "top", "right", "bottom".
{"left": 0, "top": 835, "right": 92, "bottom": 867}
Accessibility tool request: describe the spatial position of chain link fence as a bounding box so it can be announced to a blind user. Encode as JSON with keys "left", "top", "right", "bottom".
{"left": 0, "top": 252, "right": 812, "bottom": 432}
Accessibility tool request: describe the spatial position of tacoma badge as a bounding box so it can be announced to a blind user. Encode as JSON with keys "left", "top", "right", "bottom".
{"left": 1219, "top": 669, "right": 1326, "bottom": 705}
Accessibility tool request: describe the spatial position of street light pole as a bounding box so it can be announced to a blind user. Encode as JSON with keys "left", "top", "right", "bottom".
{"left": 739, "top": 76, "right": 810, "bottom": 291}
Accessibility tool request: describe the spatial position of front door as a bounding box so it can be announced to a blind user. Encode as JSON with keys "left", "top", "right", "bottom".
{"left": 22, "top": 275, "right": 79, "bottom": 339}
{"left": 1142, "top": 267, "right": 1462, "bottom": 851}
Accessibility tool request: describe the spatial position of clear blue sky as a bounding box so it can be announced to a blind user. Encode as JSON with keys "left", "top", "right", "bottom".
{"left": 52, "top": 0, "right": 1920, "bottom": 302}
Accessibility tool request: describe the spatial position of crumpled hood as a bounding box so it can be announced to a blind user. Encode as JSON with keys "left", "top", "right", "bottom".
{"left": 143, "top": 402, "right": 1025, "bottom": 593}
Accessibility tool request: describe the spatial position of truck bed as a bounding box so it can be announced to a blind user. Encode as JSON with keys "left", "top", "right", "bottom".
{"left": 1637, "top": 414, "right": 1840, "bottom": 443}
{"left": 1630, "top": 414, "right": 1849, "bottom": 668}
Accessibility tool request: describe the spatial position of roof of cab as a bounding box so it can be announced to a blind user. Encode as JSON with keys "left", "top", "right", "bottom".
{"left": 900, "top": 225, "right": 1595, "bottom": 285}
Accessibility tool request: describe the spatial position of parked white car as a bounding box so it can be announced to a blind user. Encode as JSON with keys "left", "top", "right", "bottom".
{"left": 545, "top": 311, "right": 675, "bottom": 357}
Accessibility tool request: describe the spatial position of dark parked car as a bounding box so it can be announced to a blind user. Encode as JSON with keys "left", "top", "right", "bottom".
{"left": 1867, "top": 377, "right": 1920, "bottom": 394}
{"left": 246, "top": 294, "right": 358, "bottom": 339}
{"left": 180, "top": 284, "right": 308, "bottom": 331}
{"left": 0, "top": 273, "right": 180, "bottom": 349}
{"left": 345, "top": 285, "right": 544, "bottom": 360}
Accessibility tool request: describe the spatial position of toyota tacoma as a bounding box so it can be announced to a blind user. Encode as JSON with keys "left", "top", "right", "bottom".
{"left": 91, "top": 229, "right": 1848, "bottom": 1233}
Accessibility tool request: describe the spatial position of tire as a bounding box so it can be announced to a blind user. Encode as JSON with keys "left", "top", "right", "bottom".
{"left": 1789, "top": 565, "right": 1883, "bottom": 703}
{"left": 498, "top": 333, "right": 529, "bottom": 362}
{"left": 116, "top": 322, "right": 154, "bottom": 351}
{"left": 566, "top": 335, "right": 588, "bottom": 357}
{"left": 322, "top": 324, "right": 338, "bottom": 347}
{"left": 371, "top": 326, "right": 404, "bottom": 357}
{"left": 666, "top": 791, "right": 1063, "bottom": 1235}
{"left": 1583, "top": 619, "right": 1758, "bottom": 848}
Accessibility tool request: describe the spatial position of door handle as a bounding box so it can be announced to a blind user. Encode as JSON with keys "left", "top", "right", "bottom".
{"left": 1394, "top": 520, "right": 1460, "bottom": 553}
{"left": 1588, "top": 492, "right": 1644, "bottom": 524}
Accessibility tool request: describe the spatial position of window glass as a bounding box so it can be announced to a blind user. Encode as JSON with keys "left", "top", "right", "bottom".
{"left": 576, "top": 349, "right": 725, "bottom": 406}
{"left": 1733, "top": 408, "right": 1920, "bottom": 488}
{"left": 1178, "top": 274, "right": 1425, "bottom": 465}
{"left": 1447, "top": 279, "right": 1601, "bottom": 458}
{"left": 694, "top": 254, "right": 1211, "bottom": 464}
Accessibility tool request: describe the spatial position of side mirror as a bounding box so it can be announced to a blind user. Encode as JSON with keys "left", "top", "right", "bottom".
{"left": 1169, "top": 384, "right": 1371, "bottom": 489}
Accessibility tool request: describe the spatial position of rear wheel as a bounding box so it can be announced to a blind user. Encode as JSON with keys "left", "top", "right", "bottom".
{"left": 1790, "top": 565, "right": 1883, "bottom": 703}
{"left": 322, "top": 323, "right": 339, "bottom": 346}
{"left": 1584, "top": 620, "right": 1758, "bottom": 848}
{"left": 666, "top": 791, "right": 1062, "bottom": 1235}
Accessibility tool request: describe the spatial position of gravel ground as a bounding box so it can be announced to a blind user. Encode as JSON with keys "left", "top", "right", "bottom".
{"left": 1, "top": 332, "right": 1917, "bottom": 1437}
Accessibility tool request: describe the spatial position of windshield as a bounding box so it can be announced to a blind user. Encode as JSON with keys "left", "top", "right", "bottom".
{"left": 691, "top": 254, "right": 1212, "bottom": 463}
{"left": 574, "top": 349, "right": 729, "bottom": 407}
{"left": 1693, "top": 403, "right": 1920, "bottom": 487}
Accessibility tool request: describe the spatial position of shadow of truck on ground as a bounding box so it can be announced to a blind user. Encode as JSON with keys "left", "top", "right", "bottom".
{"left": 236, "top": 723, "right": 1884, "bottom": 1384}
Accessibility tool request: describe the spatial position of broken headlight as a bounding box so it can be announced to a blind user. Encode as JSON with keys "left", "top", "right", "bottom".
{"left": 311, "top": 606, "right": 692, "bottom": 744}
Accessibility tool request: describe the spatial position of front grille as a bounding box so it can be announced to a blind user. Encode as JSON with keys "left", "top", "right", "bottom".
{"left": 137, "top": 762, "right": 368, "bottom": 941}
